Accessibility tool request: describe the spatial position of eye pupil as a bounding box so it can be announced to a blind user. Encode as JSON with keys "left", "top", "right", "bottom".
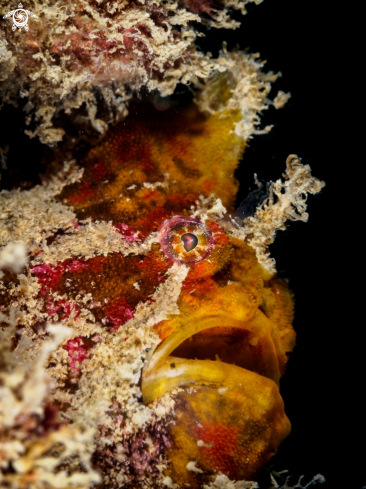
{"left": 181, "top": 233, "right": 198, "bottom": 252}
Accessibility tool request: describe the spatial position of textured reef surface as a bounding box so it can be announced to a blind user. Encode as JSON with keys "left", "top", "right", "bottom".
{"left": 0, "top": 62, "right": 324, "bottom": 487}
{"left": 0, "top": 0, "right": 289, "bottom": 145}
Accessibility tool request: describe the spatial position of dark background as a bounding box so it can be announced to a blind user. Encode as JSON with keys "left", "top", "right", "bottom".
{"left": 198, "top": 2, "right": 356, "bottom": 488}
{"left": 0, "top": 1, "right": 357, "bottom": 487}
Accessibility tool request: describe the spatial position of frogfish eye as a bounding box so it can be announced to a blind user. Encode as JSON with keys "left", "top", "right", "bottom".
{"left": 181, "top": 233, "right": 198, "bottom": 252}
{"left": 158, "top": 216, "right": 215, "bottom": 265}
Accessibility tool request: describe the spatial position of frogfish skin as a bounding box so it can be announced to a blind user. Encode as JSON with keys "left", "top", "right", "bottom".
{"left": 57, "top": 100, "right": 294, "bottom": 487}
{"left": 0, "top": 91, "right": 312, "bottom": 488}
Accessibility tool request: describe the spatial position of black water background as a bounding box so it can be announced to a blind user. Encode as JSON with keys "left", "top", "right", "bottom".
{"left": 199, "top": 2, "right": 355, "bottom": 488}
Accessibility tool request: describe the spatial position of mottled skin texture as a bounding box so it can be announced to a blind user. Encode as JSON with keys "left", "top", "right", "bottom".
{"left": 24, "top": 101, "right": 295, "bottom": 486}
{"left": 60, "top": 103, "right": 243, "bottom": 230}
{"left": 166, "top": 380, "right": 290, "bottom": 485}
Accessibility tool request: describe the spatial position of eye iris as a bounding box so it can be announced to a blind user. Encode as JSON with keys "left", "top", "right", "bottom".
{"left": 158, "top": 216, "right": 215, "bottom": 265}
{"left": 181, "top": 233, "right": 198, "bottom": 252}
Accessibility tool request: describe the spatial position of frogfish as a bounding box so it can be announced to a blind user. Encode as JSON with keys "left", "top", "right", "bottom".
{"left": 0, "top": 69, "right": 325, "bottom": 489}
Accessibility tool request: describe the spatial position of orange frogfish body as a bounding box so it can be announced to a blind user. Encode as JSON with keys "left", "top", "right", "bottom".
{"left": 56, "top": 102, "right": 295, "bottom": 485}
{"left": 0, "top": 99, "right": 297, "bottom": 487}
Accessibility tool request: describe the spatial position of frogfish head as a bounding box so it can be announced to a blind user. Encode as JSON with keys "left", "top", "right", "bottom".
{"left": 25, "top": 101, "right": 296, "bottom": 487}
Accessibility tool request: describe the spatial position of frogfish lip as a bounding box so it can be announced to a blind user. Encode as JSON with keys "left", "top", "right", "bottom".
{"left": 141, "top": 314, "right": 282, "bottom": 404}
{"left": 142, "top": 315, "right": 291, "bottom": 484}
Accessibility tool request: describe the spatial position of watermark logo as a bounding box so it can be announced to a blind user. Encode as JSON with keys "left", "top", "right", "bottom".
{"left": 3, "top": 3, "right": 37, "bottom": 31}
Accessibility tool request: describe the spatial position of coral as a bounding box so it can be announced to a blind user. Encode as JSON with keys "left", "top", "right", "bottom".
{"left": 0, "top": 160, "right": 81, "bottom": 252}
{"left": 64, "top": 336, "right": 90, "bottom": 373}
{"left": 0, "top": 69, "right": 323, "bottom": 487}
{"left": 201, "top": 472, "right": 325, "bottom": 489}
{"left": 0, "top": 312, "right": 100, "bottom": 489}
{"left": 203, "top": 474, "right": 259, "bottom": 489}
{"left": 0, "top": 0, "right": 289, "bottom": 145}
{"left": 232, "top": 155, "right": 325, "bottom": 274}
{"left": 93, "top": 411, "right": 173, "bottom": 487}
{"left": 268, "top": 471, "right": 325, "bottom": 489}
{"left": 0, "top": 0, "right": 261, "bottom": 145}
{"left": 0, "top": 242, "right": 27, "bottom": 278}
{"left": 194, "top": 47, "right": 289, "bottom": 140}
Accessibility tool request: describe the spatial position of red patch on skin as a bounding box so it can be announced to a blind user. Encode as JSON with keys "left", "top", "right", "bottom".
{"left": 207, "top": 220, "right": 229, "bottom": 246}
{"left": 32, "top": 259, "right": 88, "bottom": 295}
{"left": 134, "top": 255, "right": 170, "bottom": 285}
{"left": 133, "top": 194, "right": 199, "bottom": 239}
{"left": 41, "top": 403, "right": 65, "bottom": 433}
{"left": 47, "top": 299, "right": 80, "bottom": 320}
{"left": 67, "top": 180, "right": 96, "bottom": 204}
{"left": 32, "top": 251, "right": 169, "bottom": 332}
{"left": 182, "top": 0, "right": 215, "bottom": 15}
{"left": 135, "top": 207, "right": 172, "bottom": 239}
{"left": 64, "top": 336, "right": 90, "bottom": 373}
{"left": 141, "top": 189, "right": 158, "bottom": 201}
{"left": 79, "top": 255, "right": 105, "bottom": 274}
{"left": 114, "top": 137, "right": 156, "bottom": 176}
{"left": 114, "top": 223, "right": 140, "bottom": 243}
{"left": 91, "top": 159, "right": 109, "bottom": 182}
{"left": 202, "top": 179, "right": 215, "bottom": 194}
{"left": 165, "top": 194, "right": 198, "bottom": 210}
{"left": 67, "top": 260, "right": 89, "bottom": 273}
{"left": 105, "top": 297, "right": 135, "bottom": 331}
{"left": 32, "top": 263, "right": 66, "bottom": 295}
{"left": 187, "top": 259, "right": 217, "bottom": 279}
{"left": 152, "top": 320, "right": 172, "bottom": 341}
{"left": 182, "top": 276, "right": 217, "bottom": 295}
{"left": 192, "top": 421, "right": 241, "bottom": 479}
{"left": 123, "top": 28, "right": 141, "bottom": 51}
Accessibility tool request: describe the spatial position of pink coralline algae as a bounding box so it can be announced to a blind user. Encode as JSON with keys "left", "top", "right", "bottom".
{"left": 95, "top": 417, "right": 173, "bottom": 485}
{"left": 105, "top": 297, "right": 135, "bottom": 331}
{"left": 64, "top": 336, "right": 90, "bottom": 374}
{"left": 31, "top": 263, "right": 66, "bottom": 294}
{"left": 32, "top": 259, "right": 88, "bottom": 294}
{"left": 47, "top": 299, "right": 80, "bottom": 320}
{"left": 115, "top": 223, "right": 141, "bottom": 243}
